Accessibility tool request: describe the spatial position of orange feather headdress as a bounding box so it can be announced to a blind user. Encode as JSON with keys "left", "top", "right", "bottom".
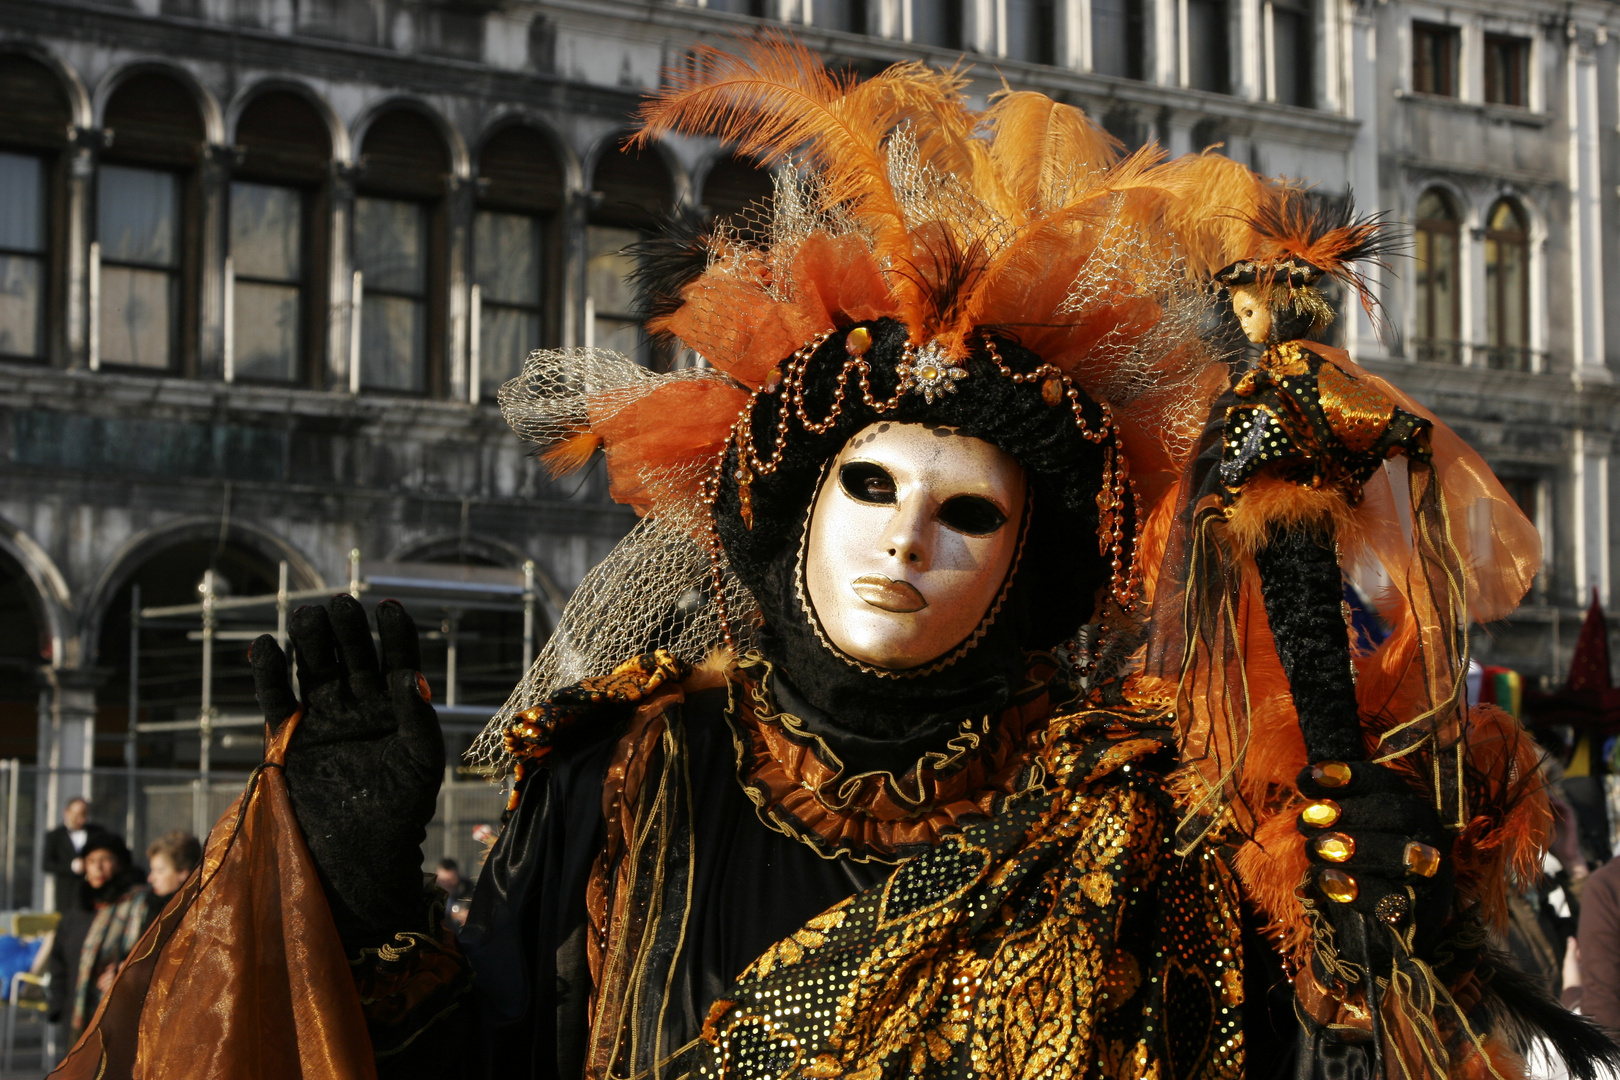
{"left": 470, "top": 33, "right": 1275, "bottom": 770}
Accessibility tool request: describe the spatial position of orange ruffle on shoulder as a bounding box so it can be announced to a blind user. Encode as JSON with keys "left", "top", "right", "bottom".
{"left": 50, "top": 712, "right": 377, "bottom": 1080}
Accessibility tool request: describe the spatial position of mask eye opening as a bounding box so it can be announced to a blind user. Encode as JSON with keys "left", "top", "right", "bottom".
{"left": 938, "top": 494, "right": 1008, "bottom": 536}
{"left": 839, "top": 461, "right": 897, "bottom": 505}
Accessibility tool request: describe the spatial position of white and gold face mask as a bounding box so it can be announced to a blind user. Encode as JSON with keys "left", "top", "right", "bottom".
{"left": 801, "top": 422, "right": 1028, "bottom": 674}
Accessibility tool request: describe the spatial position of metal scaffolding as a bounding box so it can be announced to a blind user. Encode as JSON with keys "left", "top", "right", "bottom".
{"left": 127, "top": 551, "right": 548, "bottom": 844}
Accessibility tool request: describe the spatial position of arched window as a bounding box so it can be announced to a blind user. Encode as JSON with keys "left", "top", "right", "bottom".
{"left": 701, "top": 153, "right": 773, "bottom": 238}
{"left": 100, "top": 538, "right": 282, "bottom": 769}
{"left": 1091, "top": 0, "right": 1144, "bottom": 78}
{"left": 1006, "top": 0, "right": 1057, "bottom": 64}
{"left": 0, "top": 549, "right": 46, "bottom": 758}
{"left": 98, "top": 72, "right": 205, "bottom": 372}
{"left": 910, "top": 0, "right": 964, "bottom": 49}
{"left": 1484, "top": 198, "right": 1530, "bottom": 371}
{"left": 808, "top": 0, "right": 867, "bottom": 33}
{"left": 355, "top": 108, "right": 450, "bottom": 394}
{"left": 0, "top": 54, "right": 72, "bottom": 364}
{"left": 1187, "top": 0, "right": 1231, "bottom": 93}
{"left": 1269, "top": 0, "right": 1313, "bottom": 107}
{"left": 229, "top": 90, "right": 332, "bottom": 385}
{"left": 1412, "top": 188, "right": 1460, "bottom": 363}
{"left": 472, "top": 124, "right": 563, "bottom": 402}
{"left": 588, "top": 139, "right": 674, "bottom": 366}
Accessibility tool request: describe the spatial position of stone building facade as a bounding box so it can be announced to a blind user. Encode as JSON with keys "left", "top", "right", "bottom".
{"left": 0, "top": 0, "right": 1614, "bottom": 822}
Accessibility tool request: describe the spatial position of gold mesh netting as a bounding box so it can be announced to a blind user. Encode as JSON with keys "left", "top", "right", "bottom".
{"left": 466, "top": 351, "right": 760, "bottom": 774}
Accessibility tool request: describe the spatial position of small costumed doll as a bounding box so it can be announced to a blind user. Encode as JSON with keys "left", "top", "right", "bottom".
{"left": 1150, "top": 187, "right": 1613, "bottom": 1080}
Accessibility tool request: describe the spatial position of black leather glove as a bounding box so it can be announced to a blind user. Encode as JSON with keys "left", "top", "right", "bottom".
{"left": 1296, "top": 759, "right": 1455, "bottom": 981}
{"left": 249, "top": 595, "right": 444, "bottom": 952}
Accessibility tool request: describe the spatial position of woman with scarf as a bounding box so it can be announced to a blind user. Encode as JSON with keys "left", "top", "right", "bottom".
{"left": 48, "top": 834, "right": 158, "bottom": 1043}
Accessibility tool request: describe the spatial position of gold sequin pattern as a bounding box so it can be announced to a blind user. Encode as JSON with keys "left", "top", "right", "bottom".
{"left": 695, "top": 706, "right": 1246, "bottom": 1079}
{"left": 1219, "top": 341, "right": 1430, "bottom": 504}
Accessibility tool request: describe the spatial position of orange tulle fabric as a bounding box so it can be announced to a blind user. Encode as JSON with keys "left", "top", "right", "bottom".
{"left": 588, "top": 378, "right": 752, "bottom": 513}
{"left": 50, "top": 711, "right": 377, "bottom": 1080}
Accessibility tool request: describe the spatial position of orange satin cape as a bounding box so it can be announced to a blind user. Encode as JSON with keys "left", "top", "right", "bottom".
{"left": 50, "top": 711, "right": 378, "bottom": 1080}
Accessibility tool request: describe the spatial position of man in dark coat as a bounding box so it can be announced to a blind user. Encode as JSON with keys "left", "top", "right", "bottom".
{"left": 40, "top": 798, "right": 105, "bottom": 914}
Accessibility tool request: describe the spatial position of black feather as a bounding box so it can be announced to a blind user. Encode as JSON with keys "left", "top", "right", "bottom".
{"left": 1247, "top": 188, "right": 1405, "bottom": 269}
{"left": 626, "top": 208, "right": 715, "bottom": 343}
{"left": 1479, "top": 951, "right": 1620, "bottom": 1080}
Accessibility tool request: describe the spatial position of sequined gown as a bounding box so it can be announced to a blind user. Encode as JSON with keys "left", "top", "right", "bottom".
{"left": 456, "top": 655, "right": 1264, "bottom": 1080}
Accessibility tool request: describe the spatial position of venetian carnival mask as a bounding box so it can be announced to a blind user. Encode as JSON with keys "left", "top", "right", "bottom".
{"left": 802, "top": 422, "right": 1028, "bottom": 672}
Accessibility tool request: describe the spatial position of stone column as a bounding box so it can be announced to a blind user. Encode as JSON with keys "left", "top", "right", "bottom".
{"left": 1573, "top": 429, "right": 1612, "bottom": 606}
{"left": 328, "top": 162, "right": 359, "bottom": 392}
{"left": 447, "top": 173, "right": 475, "bottom": 402}
{"left": 34, "top": 666, "right": 103, "bottom": 911}
{"left": 63, "top": 126, "right": 108, "bottom": 371}
{"left": 198, "top": 143, "right": 239, "bottom": 380}
{"left": 1567, "top": 29, "right": 1609, "bottom": 384}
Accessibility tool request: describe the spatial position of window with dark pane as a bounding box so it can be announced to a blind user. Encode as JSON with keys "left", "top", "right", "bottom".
{"left": 1498, "top": 476, "right": 1539, "bottom": 522}
{"left": 0, "top": 152, "right": 46, "bottom": 359}
{"left": 1091, "top": 0, "right": 1143, "bottom": 79}
{"left": 229, "top": 91, "right": 332, "bottom": 385}
{"left": 1187, "top": 0, "right": 1231, "bottom": 94}
{"left": 1412, "top": 189, "right": 1459, "bottom": 362}
{"left": 911, "top": 0, "right": 963, "bottom": 49}
{"left": 1484, "top": 199, "right": 1529, "bottom": 370}
{"left": 98, "top": 165, "right": 181, "bottom": 370}
{"left": 589, "top": 139, "right": 674, "bottom": 367}
{"left": 1412, "top": 22, "right": 1457, "bottom": 97}
{"left": 1484, "top": 34, "right": 1529, "bottom": 107}
{"left": 702, "top": 153, "right": 773, "bottom": 245}
{"left": 354, "top": 195, "right": 428, "bottom": 392}
{"left": 355, "top": 109, "right": 450, "bottom": 394}
{"left": 1006, "top": 0, "right": 1057, "bottom": 65}
{"left": 229, "top": 183, "right": 303, "bottom": 381}
{"left": 1270, "top": 0, "right": 1313, "bottom": 107}
{"left": 705, "top": 0, "right": 766, "bottom": 14}
{"left": 98, "top": 73, "right": 206, "bottom": 373}
{"left": 0, "top": 54, "right": 72, "bottom": 365}
{"left": 474, "top": 124, "right": 562, "bottom": 400}
{"left": 811, "top": 0, "right": 865, "bottom": 32}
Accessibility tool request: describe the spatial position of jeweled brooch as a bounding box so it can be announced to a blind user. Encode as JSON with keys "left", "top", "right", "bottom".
{"left": 897, "top": 341, "right": 968, "bottom": 404}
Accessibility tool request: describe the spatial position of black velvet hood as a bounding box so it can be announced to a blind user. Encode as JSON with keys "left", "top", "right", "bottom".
{"left": 713, "top": 318, "right": 1127, "bottom": 749}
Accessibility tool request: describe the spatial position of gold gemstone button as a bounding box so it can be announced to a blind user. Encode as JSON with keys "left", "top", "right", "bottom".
{"left": 1403, "top": 841, "right": 1442, "bottom": 878}
{"left": 1319, "top": 869, "right": 1358, "bottom": 903}
{"left": 1300, "top": 800, "right": 1342, "bottom": 829}
{"left": 1310, "top": 761, "right": 1353, "bottom": 788}
{"left": 1315, "top": 832, "right": 1355, "bottom": 863}
{"left": 845, "top": 327, "right": 872, "bottom": 356}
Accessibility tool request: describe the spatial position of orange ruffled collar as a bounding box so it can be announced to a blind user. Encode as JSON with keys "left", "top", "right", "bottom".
{"left": 725, "top": 653, "right": 1055, "bottom": 864}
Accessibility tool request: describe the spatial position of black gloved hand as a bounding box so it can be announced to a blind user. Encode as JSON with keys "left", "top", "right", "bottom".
{"left": 249, "top": 595, "right": 444, "bottom": 952}
{"left": 1297, "top": 760, "right": 1454, "bottom": 981}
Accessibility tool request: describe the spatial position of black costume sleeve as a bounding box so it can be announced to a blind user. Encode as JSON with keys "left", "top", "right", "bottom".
{"left": 453, "top": 736, "right": 615, "bottom": 1080}
{"left": 41, "top": 827, "right": 70, "bottom": 876}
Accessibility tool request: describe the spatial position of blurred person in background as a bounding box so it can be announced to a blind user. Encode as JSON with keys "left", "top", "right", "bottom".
{"left": 41, "top": 797, "right": 106, "bottom": 913}
{"left": 1578, "top": 853, "right": 1620, "bottom": 1030}
{"left": 432, "top": 857, "right": 468, "bottom": 901}
{"left": 146, "top": 831, "right": 202, "bottom": 900}
{"left": 48, "top": 834, "right": 159, "bottom": 1042}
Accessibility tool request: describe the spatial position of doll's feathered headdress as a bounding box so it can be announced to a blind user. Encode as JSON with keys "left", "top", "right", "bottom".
{"left": 1215, "top": 185, "right": 1400, "bottom": 330}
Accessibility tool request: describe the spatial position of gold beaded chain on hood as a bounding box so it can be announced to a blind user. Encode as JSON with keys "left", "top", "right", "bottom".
{"left": 699, "top": 326, "right": 1142, "bottom": 654}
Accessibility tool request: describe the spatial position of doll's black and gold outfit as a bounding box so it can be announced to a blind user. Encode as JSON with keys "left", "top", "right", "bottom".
{"left": 52, "top": 34, "right": 1612, "bottom": 1080}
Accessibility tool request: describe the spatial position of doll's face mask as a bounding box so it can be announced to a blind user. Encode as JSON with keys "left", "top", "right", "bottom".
{"left": 1229, "top": 284, "right": 1275, "bottom": 344}
{"left": 803, "top": 422, "right": 1027, "bottom": 672}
